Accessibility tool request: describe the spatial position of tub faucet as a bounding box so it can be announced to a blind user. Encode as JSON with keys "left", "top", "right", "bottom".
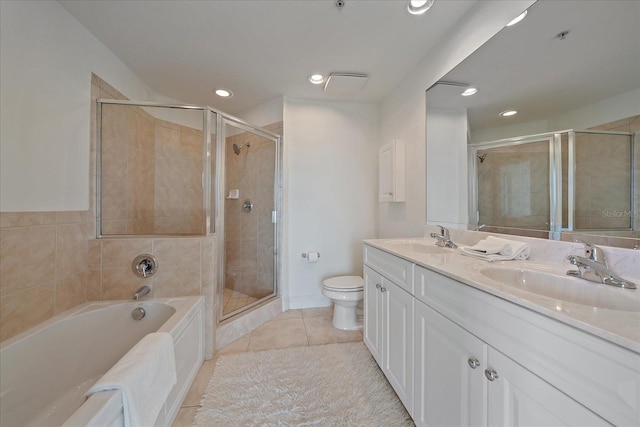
{"left": 133, "top": 285, "right": 151, "bottom": 300}
{"left": 566, "top": 242, "right": 636, "bottom": 289}
{"left": 430, "top": 225, "right": 457, "bottom": 249}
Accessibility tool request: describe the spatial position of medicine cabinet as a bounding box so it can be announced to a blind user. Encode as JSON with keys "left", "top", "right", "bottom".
{"left": 379, "top": 139, "right": 406, "bottom": 203}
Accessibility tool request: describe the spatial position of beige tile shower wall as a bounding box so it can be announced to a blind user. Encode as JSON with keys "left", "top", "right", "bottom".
{"left": 100, "top": 104, "right": 156, "bottom": 234}
{"left": 153, "top": 120, "right": 204, "bottom": 234}
{"left": 477, "top": 142, "right": 550, "bottom": 230}
{"left": 582, "top": 114, "right": 640, "bottom": 231}
{"left": 97, "top": 75, "right": 156, "bottom": 235}
{"left": 224, "top": 122, "right": 281, "bottom": 299}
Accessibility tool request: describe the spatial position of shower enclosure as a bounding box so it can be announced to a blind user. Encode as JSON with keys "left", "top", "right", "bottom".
{"left": 219, "top": 118, "right": 280, "bottom": 319}
{"left": 97, "top": 100, "right": 281, "bottom": 322}
{"left": 469, "top": 129, "right": 636, "bottom": 239}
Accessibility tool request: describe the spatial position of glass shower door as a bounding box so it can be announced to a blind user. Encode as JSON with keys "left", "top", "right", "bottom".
{"left": 219, "top": 118, "right": 278, "bottom": 320}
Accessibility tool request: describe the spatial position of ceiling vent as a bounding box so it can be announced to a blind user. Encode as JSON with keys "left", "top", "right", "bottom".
{"left": 323, "top": 73, "right": 368, "bottom": 96}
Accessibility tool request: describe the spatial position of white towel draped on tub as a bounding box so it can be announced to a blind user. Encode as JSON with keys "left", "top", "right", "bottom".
{"left": 460, "top": 236, "right": 531, "bottom": 262}
{"left": 87, "top": 332, "right": 177, "bottom": 427}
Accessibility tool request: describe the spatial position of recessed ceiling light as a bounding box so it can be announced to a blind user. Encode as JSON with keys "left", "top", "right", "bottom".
{"left": 308, "top": 74, "right": 325, "bottom": 85}
{"left": 461, "top": 87, "right": 478, "bottom": 96}
{"left": 499, "top": 110, "right": 518, "bottom": 117}
{"left": 506, "top": 10, "right": 527, "bottom": 27}
{"left": 214, "top": 88, "right": 232, "bottom": 98}
{"left": 407, "top": 0, "right": 434, "bottom": 16}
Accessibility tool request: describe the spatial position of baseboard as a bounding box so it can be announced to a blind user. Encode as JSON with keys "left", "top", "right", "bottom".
{"left": 285, "top": 295, "right": 331, "bottom": 310}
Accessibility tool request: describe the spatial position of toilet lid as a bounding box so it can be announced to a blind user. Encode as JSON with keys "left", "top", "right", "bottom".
{"left": 322, "top": 275, "right": 364, "bottom": 291}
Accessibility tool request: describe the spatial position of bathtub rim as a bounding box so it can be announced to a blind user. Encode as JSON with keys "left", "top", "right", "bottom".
{"left": 0, "top": 296, "right": 203, "bottom": 351}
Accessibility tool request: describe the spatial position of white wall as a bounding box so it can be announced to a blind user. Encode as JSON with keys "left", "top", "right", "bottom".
{"left": 282, "top": 98, "right": 379, "bottom": 309}
{"left": 237, "top": 96, "right": 284, "bottom": 128}
{"left": 471, "top": 88, "right": 640, "bottom": 143}
{"left": 0, "top": 0, "right": 167, "bottom": 211}
{"left": 377, "top": 0, "right": 536, "bottom": 238}
{"left": 425, "top": 108, "right": 469, "bottom": 228}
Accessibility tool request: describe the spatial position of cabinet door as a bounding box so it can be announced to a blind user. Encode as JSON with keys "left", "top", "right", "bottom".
{"left": 383, "top": 279, "right": 414, "bottom": 414}
{"left": 413, "top": 300, "right": 486, "bottom": 427}
{"left": 363, "top": 266, "right": 384, "bottom": 366}
{"left": 486, "top": 347, "right": 611, "bottom": 427}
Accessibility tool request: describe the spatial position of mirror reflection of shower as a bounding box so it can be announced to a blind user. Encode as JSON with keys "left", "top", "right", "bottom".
{"left": 233, "top": 142, "right": 250, "bottom": 155}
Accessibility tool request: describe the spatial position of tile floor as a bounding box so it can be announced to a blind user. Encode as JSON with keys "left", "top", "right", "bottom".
{"left": 171, "top": 306, "right": 363, "bottom": 426}
{"left": 222, "top": 287, "right": 259, "bottom": 315}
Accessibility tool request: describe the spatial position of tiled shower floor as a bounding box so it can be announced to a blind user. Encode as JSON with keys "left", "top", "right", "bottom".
{"left": 222, "top": 287, "right": 259, "bottom": 315}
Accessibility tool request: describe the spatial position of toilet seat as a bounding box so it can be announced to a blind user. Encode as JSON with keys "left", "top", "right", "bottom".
{"left": 322, "top": 275, "right": 364, "bottom": 291}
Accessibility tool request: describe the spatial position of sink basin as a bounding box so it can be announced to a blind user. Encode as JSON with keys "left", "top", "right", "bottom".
{"left": 479, "top": 267, "right": 640, "bottom": 312}
{"left": 386, "top": 241, "right": 452, "bottom": 255}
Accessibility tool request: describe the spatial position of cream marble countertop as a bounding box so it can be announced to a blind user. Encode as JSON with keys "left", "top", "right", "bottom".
{"left": 364, "top": 237, "right": 640, "bottom": 354}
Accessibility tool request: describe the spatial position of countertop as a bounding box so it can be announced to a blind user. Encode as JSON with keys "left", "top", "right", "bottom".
{"left": 364, "top": 238, "right": 640, "bottom": 354}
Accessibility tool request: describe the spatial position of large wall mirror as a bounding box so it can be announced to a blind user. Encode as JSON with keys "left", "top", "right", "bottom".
{"left": 426, "top": 0, "right": 640, "bottom": 247}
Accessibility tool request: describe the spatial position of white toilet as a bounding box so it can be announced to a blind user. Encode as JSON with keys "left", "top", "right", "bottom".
{"left": 321, "top": 275, "right": 364, "bottom": 331}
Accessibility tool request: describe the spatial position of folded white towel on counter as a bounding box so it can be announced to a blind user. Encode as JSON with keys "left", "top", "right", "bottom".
{"left": 460, "top": 236, "right": 531, "bottom": 262}
{"left": 86, "top": 332, "right": 177, "bottom": 427}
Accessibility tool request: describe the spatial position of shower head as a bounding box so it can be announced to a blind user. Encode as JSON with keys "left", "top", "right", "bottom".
{"left": 233, "top": 142, "right": 251, "bottom": 155}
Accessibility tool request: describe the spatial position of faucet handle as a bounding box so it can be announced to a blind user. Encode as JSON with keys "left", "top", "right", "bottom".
{"left": 574, "top": 240, "right": 608, "bottom": 266}
{"left": 436, "top": 225, "right": 449, "bottom": 237}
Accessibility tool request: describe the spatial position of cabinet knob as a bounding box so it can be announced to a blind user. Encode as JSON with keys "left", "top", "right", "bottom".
{"left": 467, "top": 358, "right": 480, "bottom": 369}
{"left": 375, "top": 283, "right": 382, "bottom": 289}
{"left": 484, "top": 369, "right": 499, "bottom": 381}
{"left": 380, "top": 287, "right": 387, "bottom": 292}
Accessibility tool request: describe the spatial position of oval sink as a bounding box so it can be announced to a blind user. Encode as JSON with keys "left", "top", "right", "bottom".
{"left": 479, "top": 267, "right": 640, "bottom": 312}
{"left": 387, "top": 241, "right": 452, "bottom": 255}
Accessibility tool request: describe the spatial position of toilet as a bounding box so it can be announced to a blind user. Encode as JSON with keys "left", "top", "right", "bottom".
{"left": 321, "top": 275, "right": 364, "bottom": 331}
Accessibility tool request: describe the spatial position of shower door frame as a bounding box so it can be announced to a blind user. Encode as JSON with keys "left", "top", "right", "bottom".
{"left": 216, "top": 115, "right": 282, "bottom": 322}
{"left": 469, "top": 129, "right": 636, "bottom": 239}
{"left": 468, "top": 131, "right": 561, "bottom": 239}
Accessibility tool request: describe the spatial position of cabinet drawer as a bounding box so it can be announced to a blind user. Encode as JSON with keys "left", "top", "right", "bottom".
{"left": 364, "top": 245, "right": 413, "bottom": 294}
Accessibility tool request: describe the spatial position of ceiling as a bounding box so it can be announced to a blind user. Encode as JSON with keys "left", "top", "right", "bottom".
{"left": 426, "top": 0, "right": 640, "bottom": 133}
{"left": 59, "top": 0, "right": 479, "bottom": 114}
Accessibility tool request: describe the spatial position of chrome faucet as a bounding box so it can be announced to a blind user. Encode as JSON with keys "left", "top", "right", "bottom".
{"left": 430, "top": 225, "right": 457, "bottom": 249}
{"left": 566, "top": 241, "right": 636, "bottom": 289}
{"left": 133, "top": 285, "right": 151, "bottom": 300}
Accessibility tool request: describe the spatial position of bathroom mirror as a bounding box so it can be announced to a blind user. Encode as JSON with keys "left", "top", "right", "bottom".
{"left": 98, "top": 101, "right": 214, "bottom": 236}
{"left": 426, "top": 0, "right": 640, "bottom": 246}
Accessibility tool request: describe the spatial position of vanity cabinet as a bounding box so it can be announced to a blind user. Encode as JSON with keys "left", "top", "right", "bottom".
{"left": 413, "top": 300, "right": 486, "bottom": 426}
{"left": 364, "top": 243, "right": 639, "bottom": 427}
{"left": 363, "top": 248, "right": 414, "bottom": 414}
{"left": 414, "top": 299, "right": 609, "bottom": 427}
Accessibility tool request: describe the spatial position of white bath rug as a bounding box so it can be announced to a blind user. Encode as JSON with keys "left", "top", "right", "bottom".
{"left": 194, "top": 341, "right": 414, "bottom": 426}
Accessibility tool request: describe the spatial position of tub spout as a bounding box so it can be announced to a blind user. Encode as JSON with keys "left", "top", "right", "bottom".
{"left": 133, "top": 285, "right": 151, "bottom": 300}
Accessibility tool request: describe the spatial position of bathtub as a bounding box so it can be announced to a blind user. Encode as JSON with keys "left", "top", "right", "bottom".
{"left": 0, "top": 296, "right": 204, "bottom": 427}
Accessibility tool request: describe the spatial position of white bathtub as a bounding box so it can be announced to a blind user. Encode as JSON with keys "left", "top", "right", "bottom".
{"left": 0, "top": 296, "right": 204, "bottom": 427}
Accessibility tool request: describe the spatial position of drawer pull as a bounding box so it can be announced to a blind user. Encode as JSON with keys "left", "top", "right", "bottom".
{"left": 484, "top": 369, "right": 499, "bottom": 381}
{"left": 468, "top": 358, "right": 480, "bottom": 369}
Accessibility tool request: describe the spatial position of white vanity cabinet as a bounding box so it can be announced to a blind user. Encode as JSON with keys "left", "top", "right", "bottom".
{"left": 363, "top": 246, "right": 414, "bottom": 414}
{"left": 363, "top": 243, "right": 639, "bottom": 426}
{"left": 414, "top": 299, "right": 609, "bottom": 426}
{"left": 413, "top": 300, "right": 486, "bottom": 426}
